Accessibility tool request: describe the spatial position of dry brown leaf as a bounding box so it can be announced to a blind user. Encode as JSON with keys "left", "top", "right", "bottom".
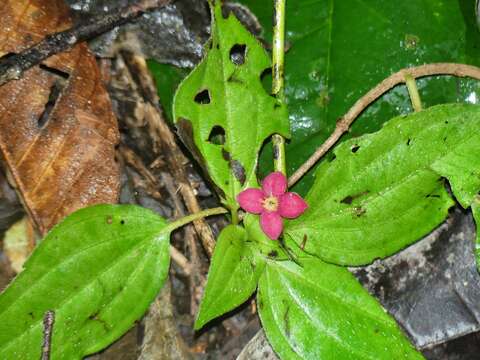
{"left": 3, "top": 217, "right": 36, "bottom": 273}
{"left": 0, "top": 0, "right": 120, "bottom": 234}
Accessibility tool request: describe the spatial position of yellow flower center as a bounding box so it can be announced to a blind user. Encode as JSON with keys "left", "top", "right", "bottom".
{"left": 262, "top": 196, "right": 279, "bottom": 212}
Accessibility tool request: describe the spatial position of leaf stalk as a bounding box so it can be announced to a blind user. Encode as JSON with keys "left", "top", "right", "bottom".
{"left": 405, "top": 74, "right": 422, "bottom": 112}
{"left": 166, "top": 207, "right": 228, "bottom": 233}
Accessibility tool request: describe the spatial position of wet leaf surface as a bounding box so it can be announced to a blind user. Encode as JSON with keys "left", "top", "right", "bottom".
{"left": 0, "top": 0, "right": 120, "bottom": 233}
{"left": 239, "top": 0, "right": 480, "bottom": 194}
{"left": 257, "top": 257, "right": 423, "bottom": 359}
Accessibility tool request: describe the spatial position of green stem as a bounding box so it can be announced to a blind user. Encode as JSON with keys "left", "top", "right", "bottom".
{"left": 404, "top": 74, "right": 422, "bottom": 112}
{"left": 272, "top": 0, "right": 287, "bottom": 176}
{"left": 166, "top": 207, "right": 228, "bottom": 233}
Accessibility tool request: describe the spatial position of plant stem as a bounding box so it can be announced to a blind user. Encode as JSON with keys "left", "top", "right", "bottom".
{"left": 404, "top": 74, "right": 422, "bottom": 112}
{"left": 288, "top": 63, "right": 480, "bottom": 187}
{"left": 166, "top": 207, "right": 228, "bottom": 233}
{"left": 272, "top": 0, "right": 287, "bottom": 176}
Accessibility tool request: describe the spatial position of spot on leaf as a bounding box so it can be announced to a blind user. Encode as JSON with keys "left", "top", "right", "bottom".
{"left": 353, "top": 206, "right": 366, "bottom": 217}
{"left": 229, "top": 44, "right": 247, "bottom": 65}
{"left": 340, "top": 191, "right": 370, "bottom": 205}
{"left": 230, "top": 159, "right": 246, "bottom": 185}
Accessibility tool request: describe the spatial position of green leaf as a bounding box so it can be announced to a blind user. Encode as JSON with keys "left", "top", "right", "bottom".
{"left": 244, "top": 214, "right": 289, "bottom": 260}
{"left": 257, "top": 257, "right": 423, "bottom": 359}
{"left": 147, "top": 61, "right": 188, "bottom": 122}
{"left": 195, "top": 225, "right": 263, "bottom": 329}
{"left": 173, "top": 3, "right": 289, "bottom": 208}
{"left": 0, "top": 205, "right": 170, "bottom": 359}
{"left": 286, "top": 104, "right": 480, "bottom": 266}
{"left": 239, "top": 0, "right": 480, "bottom": 194}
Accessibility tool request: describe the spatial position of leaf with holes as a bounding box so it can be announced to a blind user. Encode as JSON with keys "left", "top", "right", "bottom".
{"left": 0, "top": 0, "right": 119, "bottom": 234}
{"left": 195, "top": 225, "right": 264, "bottom": 330}
{"left": 257, "top": 257, "right": 423, "bottom": 359}
{"left": 0, "top": 205, "right": 170, "bottom": 359}
{"left": 173, "top": 2, "right": 289, "bottom": 208}
{"left": 239, "top": 0, "right": 480, "bottom": 194}
{"left": 285, "top": 104, "right": 480, "bottom": 266}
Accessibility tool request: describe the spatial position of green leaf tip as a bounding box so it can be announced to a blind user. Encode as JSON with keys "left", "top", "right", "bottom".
{"left": 195, "top": 225, "right": 264, "bottom": 330}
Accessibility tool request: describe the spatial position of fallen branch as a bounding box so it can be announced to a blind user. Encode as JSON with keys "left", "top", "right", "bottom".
{"left": 0, "top": 0, "right": 170, "bottom": 87}
{"left": 288, "top": 63, "right": 480, "bottom": 187}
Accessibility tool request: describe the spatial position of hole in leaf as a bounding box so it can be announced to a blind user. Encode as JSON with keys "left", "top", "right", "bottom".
{"left": 39, "top": 64, "right": 70, "bottom": 80}
{"left": 207, "top": 125, "right": 226, "bottom": 145}
{"left": 351, "top": 144, "right": 360, "bottom": 153}
{"left": 194, "top": 89, "right": 211, "bottom": 104}
{"left": 230, "top": 44, "right": 247, "bottom": 65}
{"left": 406, "top": 138, "right": 412, "bottom": 146}
{"left": 120, "top": 219, "right": 125, "bottom": 225}
{"left": 37, "top": 80, "right": 64, "bottom": 129}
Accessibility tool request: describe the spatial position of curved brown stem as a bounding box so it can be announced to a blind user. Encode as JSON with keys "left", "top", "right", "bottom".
{"left": 288, "top": 63, "right": 480, "bottom": 187}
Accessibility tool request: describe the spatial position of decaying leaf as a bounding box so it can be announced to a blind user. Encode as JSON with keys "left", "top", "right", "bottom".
{"left": 0, "top": 0, "right": 119, "bottom": 234}
{"left": 3, "top": 217, "right": 35, "bottom": 274}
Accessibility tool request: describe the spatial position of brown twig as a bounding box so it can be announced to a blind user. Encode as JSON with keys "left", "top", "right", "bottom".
{"left": 0, "top": 0, "right": 170, "bottom": 87}
{"left": 170, "top": 245, "right": 192, "bottom": 276}
{"left": 161, "top": 171, "right": 202, "bottom": 315}
{"left": 288, "top": 63, "right": 480, "bottom": 187}
{"left": 41, "top": 310, "right": 55, "bottom": 360}
{"left": 121, "top": 50, "right": 218, "bottom": 257}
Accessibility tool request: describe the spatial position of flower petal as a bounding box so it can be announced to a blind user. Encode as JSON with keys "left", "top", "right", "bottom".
{"left": 237, "top": 188, "right": 265, "bottom": 214}
{"left": 262, "top": 171, "right": 287, "bottom": 196}
{"left": 260, "top": 211, "right": 283, "bottom": 240}
{"left": 278, "top": 192, "right": 308, "bottom": 219}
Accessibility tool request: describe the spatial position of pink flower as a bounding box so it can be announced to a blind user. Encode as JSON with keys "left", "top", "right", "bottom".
{"left": 236, "top": 172, "right": 308, "bottom": 240}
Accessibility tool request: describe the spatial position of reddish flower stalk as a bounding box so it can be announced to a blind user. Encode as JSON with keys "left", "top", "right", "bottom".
{"left": 236, "top": 172, "right": 308, "bottom": 240}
